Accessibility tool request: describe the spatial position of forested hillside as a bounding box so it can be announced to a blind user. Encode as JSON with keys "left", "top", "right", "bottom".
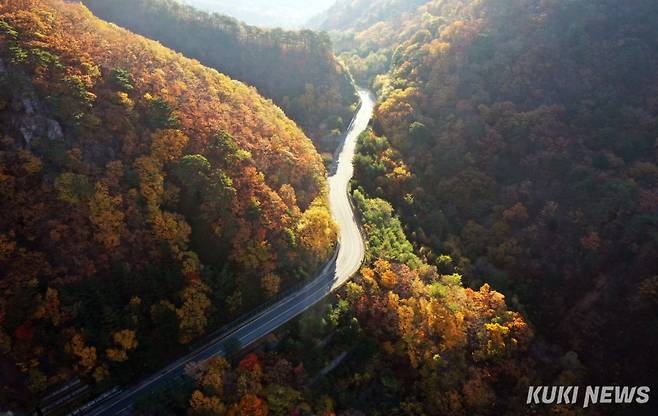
{"left": 310, "top": 0, "right": 425, "bottom": 32}
{"left": 0, "top": 0, "right": 336, "bottom": 407}
{"left": 315, "top": 0, "right": 658, "bottom": 393}
{"left": 314, "top": 190, "right": 533, "bottom": 414}
{"left": 82, "top": 0, "right": 357, "bottom": 142}
{"left": 136, "top": 181, "right": 533, "bottom": 416}
{"left": 3, "top": 0, "right": 658, "bottom": 413}
{"left": 309, "top": 0, "right": 428, "bottom": 86}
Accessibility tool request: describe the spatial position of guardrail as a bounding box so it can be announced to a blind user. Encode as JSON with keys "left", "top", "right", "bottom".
{"left": 68, "top": 387, "right": 121, "bottom": 416}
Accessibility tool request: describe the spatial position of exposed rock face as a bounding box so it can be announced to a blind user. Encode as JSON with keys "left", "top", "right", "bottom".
{"left": 46, "top": 118, "right": 63, "bottom": 141}
{"left": 0, "top": 57, "right": 63, "bottom": 148}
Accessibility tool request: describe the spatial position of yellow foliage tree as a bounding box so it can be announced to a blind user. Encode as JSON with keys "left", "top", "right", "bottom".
{"left": 177, "top": 281, "right": 212, "bottom": 344}
{"left": 134, "top": 155, "right": 164, "bottom": 209}
{"left": 190, "top": 390, "right": 226, "bottom": 416}
{"left": 150, "top": 129, "right": 189, "bottom": 163}
{"left": 296, "top": 198, "right": 337, "bottom": 260}
{"left": 201, "top": 357, "right": 230, "bottom": 395}
{"left": 67, "top": 333, "right": 96, "bottom": 371}
{"left": 113, "top": 329, "right": 138, "bottom": 350}
{"left": 88, "top": 182, "right": 126, "bottom": 249}
{"left": 106, "top": 329, "right": 138, "bottom": 362}
{"left": 93, "top": 365, "right": 110, "bottom": 383}
{"left": 151, "top": 210, "right": 192, "bottom": 256}
{"left": 380, "top": 270, "right": 397, "bottom": 289}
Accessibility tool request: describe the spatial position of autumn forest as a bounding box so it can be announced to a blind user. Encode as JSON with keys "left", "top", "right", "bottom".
{"left": 1, "top": 0, "right": 657, "bottom": 415}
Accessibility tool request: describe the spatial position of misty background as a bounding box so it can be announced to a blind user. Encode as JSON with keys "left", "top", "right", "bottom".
{"left": 181, "top": 0, "right": 335, "bottom": 28}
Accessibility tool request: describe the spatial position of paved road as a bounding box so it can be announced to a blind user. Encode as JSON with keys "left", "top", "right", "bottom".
{"left": 81, "top": 87, "right": 375, "bottom": 416}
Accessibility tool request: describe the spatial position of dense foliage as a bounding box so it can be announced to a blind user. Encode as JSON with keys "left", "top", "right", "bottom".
{"left": 316, "top": 190, "right": 533, "bottom": 414}
{"left": 82, "top": 0, "right": 358, "bottom": 141}
{"left": 4, "top": 0, "right": 658, "bottom": 413}
{"left": 158, "top": 189, "right": 532, "bottom": 416}
{"left": 0, "top": 0, "right": 337, "bottom": 408}
{"left": 137, "top": 353, "right": 316, "bottom": 415}
{"left": 330, "top": 0, "right": 658, "bottom": 391}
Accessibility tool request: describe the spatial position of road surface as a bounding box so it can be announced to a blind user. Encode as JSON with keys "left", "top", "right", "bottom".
{"left": 81, "top": 87, "right": 375, "bottom": 415}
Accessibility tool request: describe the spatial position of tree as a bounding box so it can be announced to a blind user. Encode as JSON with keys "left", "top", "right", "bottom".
{"left": 66, "top": 333, "right": 97, "bottom": 372}
{"left": 150, "top": 129, "right": 189, "bottom": 163}
{"left": 263, "top": 384, "right": 302, "bottom": 416}
{"left": 296, "top": 198, "right": 337, "bottom": 260}
{"left": 54, "top": 173, "right": 93, "bottom": 206}
{"left": 260, "top": 273, "right": 281, "bottom": 299}
{"left": 0, "top": 2, "right": 334, "bottom": 405}
{"left": 106, "top": 329, "right": 138, "bottom": 362}
{"left": 174, "top": 154, "right": 212, "bottom": 193}
{"left": 33, "top": 287, "right": 62, "bottom": 327}
{"left": 88, "top": 182, "right": 126, "bottom": 249}
{"left": 177, "top": 281, "right": 212, "bottom": 344}
{"left": 151, "top": 210, "right": 192, "bottom": 257}
{"left": 209, "top": 131, "right": 241, "bottom": 169}
{"left": 237, "top": 354, "right": 263, "bottom": 396}
{"left": 408, "top": 121, "right": 432, "bottom": 146}
{"left": 145, "top": 96, "right": 179, "bottom": 129}
{"left": 134, "top": 155, "right": 164, "bottom": 209}
{"left": 190, "top": 390, "right": 226, "bottom": 416}
{"left": 110, "top": 68, "right": 134, "bottom": 91}
{"left": 233, "top": 394, "right": 268, "bottom": 416}
{"left": 278, "top": 184, "right": 301, "bottom": 218}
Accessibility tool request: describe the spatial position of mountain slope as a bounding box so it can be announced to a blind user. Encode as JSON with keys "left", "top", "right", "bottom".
{"left": 0, "top": 0, "right": 336, "bottom": 406}
{"left": 82, "top": 0, "right": 357, "bottom": 142}
{"left": 334, "top": 0, "right": 658, "bottom": 388}
{"left": 309, "top": 0, "right": 426, "bottom": 32}
{"left": 310, "top": 0, "right": 435, "bottom": 86}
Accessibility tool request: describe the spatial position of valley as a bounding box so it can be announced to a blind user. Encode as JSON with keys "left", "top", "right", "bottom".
{"left": 0, "top": 1, "right": 656, "bottom": 415}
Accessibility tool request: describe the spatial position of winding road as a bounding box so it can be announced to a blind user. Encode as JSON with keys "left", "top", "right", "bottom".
{"left": 80, "top": 87, "right": 375, "bottom": 415}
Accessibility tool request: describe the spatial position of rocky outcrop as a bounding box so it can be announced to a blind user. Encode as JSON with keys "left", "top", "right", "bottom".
{"left": 0, "top": 57, "right": 63, "bottom": 148}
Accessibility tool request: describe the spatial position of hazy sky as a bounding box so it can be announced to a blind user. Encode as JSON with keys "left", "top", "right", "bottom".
{"left": 181, "top": 0, "right": 335, "bottom": 29}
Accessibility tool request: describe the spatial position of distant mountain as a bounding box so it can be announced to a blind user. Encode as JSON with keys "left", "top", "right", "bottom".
{"left": 308, "top": 0, "right": 430, "bottom": 86}
{"left": 184, "top": 0, "right": 334, "bottom": 29}
{"left": 309, "top": 0, "right": 426, "bottom": 32}
{"left": 83, "top": 0, "right": 357, "bottom": 142}
{"left": 0, "top": 0, "right": 336, "bottom": 405}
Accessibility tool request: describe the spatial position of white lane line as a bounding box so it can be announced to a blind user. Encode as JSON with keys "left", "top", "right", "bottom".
{"left": 237, "top": 279, "right": 334, "bottom": 345}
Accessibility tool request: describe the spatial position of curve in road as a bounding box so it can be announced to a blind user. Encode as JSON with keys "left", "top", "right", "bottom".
{"left": 82, "top": 87, "right": 375, "bottom": 416}
{"left": 329, "top": 87, "right": 374, "bottom": 286}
